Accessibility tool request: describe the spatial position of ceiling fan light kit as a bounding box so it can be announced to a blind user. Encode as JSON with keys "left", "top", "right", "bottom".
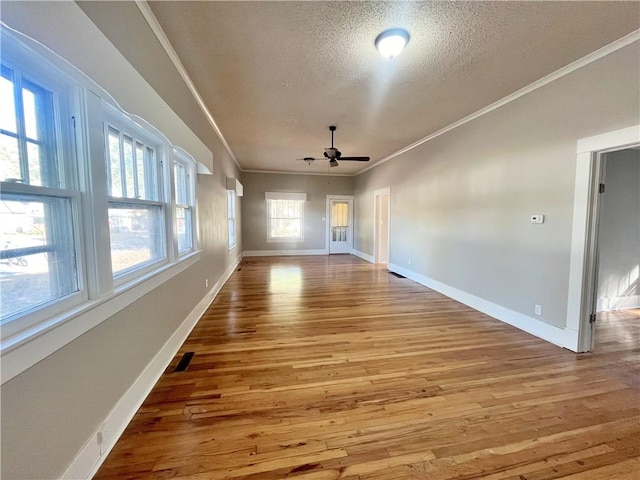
{"left": 375, "top": 28, "right": 410, "bottom": 59}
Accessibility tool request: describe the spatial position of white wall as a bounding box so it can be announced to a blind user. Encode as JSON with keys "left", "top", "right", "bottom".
{"left": 0, "top": 3, "right": 241, "bottom": 479}
{"left": 354, "top": 42, "right": 640, "bottom": 342}
{"left": 597, "top": 149, "right": 640, "bottom": 311}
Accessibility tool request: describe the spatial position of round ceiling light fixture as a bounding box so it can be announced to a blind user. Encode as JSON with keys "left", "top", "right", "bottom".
{"left": 375, "top": 28, "right": 410, "bottom": 59}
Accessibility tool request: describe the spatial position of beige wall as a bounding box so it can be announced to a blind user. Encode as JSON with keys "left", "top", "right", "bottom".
{"left": 0, "top": 3, "right": 241, "bottom": 479}
{"left": 354, "top": 43, "right": 640, "bottom": 330}
{"left": 597, "top": 149, "right": 640, "bottom": 311}
{"left": 242, "top": 172, "right": 354, "bottom": 252}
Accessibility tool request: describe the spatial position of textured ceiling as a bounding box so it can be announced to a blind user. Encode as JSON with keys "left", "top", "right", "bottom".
{"left": 83, "top": 1, "right": 640, "bottom": 175}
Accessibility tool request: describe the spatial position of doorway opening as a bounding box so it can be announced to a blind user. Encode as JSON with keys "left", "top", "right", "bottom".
{"left": 326, "top": 196, "right": 353, "bottom": 254}
{"left": 592, "top": 148, "right": 639, "bottom": 352}
{"left": 568, "top": 125, "right": 640, "bottom": 352}
{"left": 374, "top": 188, "right": 390, "bottom": 265}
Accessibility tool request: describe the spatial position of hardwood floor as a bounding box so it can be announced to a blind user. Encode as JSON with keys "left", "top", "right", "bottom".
{"left": 94, "top": 255, "right": 640, "bottom": 480}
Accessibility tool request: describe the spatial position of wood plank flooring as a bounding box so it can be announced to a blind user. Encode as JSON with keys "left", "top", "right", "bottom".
{"left": 94, "top": 255, "right": 640, "bottom": 480}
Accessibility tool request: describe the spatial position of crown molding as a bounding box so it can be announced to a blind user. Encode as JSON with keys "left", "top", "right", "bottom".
{"left": 358, "top": 29, "right": 640, "bottom": 176}
{"left": 242, "top": 169, "right": 354, "bottom": 177}
{"left": 135, "top": 1, "right": 240, "bottom": 170}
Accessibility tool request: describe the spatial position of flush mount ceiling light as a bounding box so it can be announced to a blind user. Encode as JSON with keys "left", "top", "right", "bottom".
{"left": 375, "top": 28, "right": 410, "bottom": 59}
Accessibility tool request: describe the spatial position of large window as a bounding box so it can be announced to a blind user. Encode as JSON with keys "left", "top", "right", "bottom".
{"left": 0, "top": 63, "right": 80, "bottom": 330}
{"left": 265, "top": 192, "right": 306, "bottom": 242}
{"left": 227, "top": 190, "right": 236, "bottom": 249}
{"left": 106, "top": 125, "right": 165, "bottom": 278}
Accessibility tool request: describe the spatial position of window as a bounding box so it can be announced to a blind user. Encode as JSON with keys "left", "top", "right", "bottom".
{"left": 265, "top": 192, "right": 306, "bottom": 242}
{"left": 105, "top": 125, "right": 165, "bottom": 278}
{"left": 0, "top": 63, "right": 81, "bottom": 330}
{"left": 173, "top": 151, "right": 195, "bottom": 255}
{"left": 1, "top": 27, "right": 203, "bottom": 382}
{"left": 227, "top": 190, "right": 236, "bottom": 249}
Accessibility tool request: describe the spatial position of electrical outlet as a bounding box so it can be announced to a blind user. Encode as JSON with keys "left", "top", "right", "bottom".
{"left": 531, "top": 214, "right": 545, "bottom": 224}
{"left": 205, "top": 279, "right": 209, "bottom": 288}
{"left": 535, "top": 304, "right": 542, "bottom": 316}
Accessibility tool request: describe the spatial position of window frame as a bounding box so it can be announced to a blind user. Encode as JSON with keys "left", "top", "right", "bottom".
{"left": 172, "top": 148, "right": 197, "bottom": 257}
{"left": 265, "top": 192, "right": 306, "bottom": 243}
{"left": 0, "top": 49, "right": 87, "bottom": 339}
{"left": 102, "top": 113, "right": 169, "bottom": 286}
{"left": 227, "top": 189, "right": 236, "bottom": 250}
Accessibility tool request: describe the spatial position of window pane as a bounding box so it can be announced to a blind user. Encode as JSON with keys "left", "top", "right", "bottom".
{"left": 27, "top": 141, "right": 43, "bottom": 186}
{"left": 176, "top": 206, "right": 192, "bottom": 253}
{"left": 228, "top": 219, "right": 235, "bottom": 248}
{"left": 1, "top": 195, "right": 79, "bottom": 322}
{"left": 174, "top": 163, "right": 186, "bottom": 205}
{"left": 109, "top": 203, "right": 164, "bottom": 276}
{"left": 145, "top": 147, "right": 158, "bottom": 201}
{"left": 22, "top": 87, "right": 38, "bottom": 140}
{"left": 123, "top": 136, "right": 135, "bottom": 198}
{"left": 227, "top": 190, "right": 235, "bottom": 218}
{"left": 0, "top": 68, "right": 17, "bottom": 133}
{"left": 108, "top": 129, "right": 122, "bottom": 197}
{"left": 268, "top": 199, "right": 303, "bottom": 240}
{"left": 135, "top": 143, "right": 146, "bottom": 200}
{"left": 0, "top": 132, "right": 21, "bottom": 182}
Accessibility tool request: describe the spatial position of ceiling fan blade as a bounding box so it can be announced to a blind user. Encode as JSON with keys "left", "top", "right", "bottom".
{"left": 337, "top": 156, "right": 370, "bottom": 161}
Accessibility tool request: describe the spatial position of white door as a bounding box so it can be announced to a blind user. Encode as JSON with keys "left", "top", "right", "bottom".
{"left": 328, "top": 197, "right": 352, "bottom": 254}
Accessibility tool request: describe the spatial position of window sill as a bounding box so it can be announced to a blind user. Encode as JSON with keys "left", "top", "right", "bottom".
{"left": 0, "top": 250, "right": 201, "bottom": 384}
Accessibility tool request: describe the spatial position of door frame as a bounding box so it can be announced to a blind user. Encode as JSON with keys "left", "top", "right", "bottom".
{"left": 567, "top": 125, "right": 639, "bottom": 352}
{"left": 326, "top": 195, "right": 354, "bottom": 254}
{"left": 373, "top": 187, "right": 390, "bottom": 264}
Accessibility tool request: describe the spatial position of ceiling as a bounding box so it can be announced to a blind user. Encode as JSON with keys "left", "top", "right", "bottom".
{"left": 80, "top": 1, "right": 640, "bottom": 175}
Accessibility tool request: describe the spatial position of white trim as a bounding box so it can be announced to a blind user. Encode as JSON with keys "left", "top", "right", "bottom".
{"left": 1, "top": 252, "right": 200, "bottom": 384}
{"left": 388, "top": 263, "right": 576, "bottom": 351}
{"left": 352, "top": 249, "right": 374, "bottom": 263}
{"left": 358, "top": 30, "right": 640, "bottom": 176}
{"left": 243, "top": 249, "right": 328, "bottom": 257}
{"left": 568, "top": 125, "right": 640, "bottom": 352}
{"left": 576, "top": 125, "right": 640, "bottom": 154}
{"left": 62, "top": 255, "right": 242, "bottom": 480}
{"left": 134, "top": 1, "right": 239, "bottom": 171}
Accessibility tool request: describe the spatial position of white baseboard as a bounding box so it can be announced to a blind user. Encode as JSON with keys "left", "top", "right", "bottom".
{"left": 388, "top": 263, "right": 578, "bottom": 351}
{"left": 352, "top": 249, "right": 374, "bottom": 263}
{"left": 243, "top": 249, "right": 328, "bottom": 257}
{"left": 597, "top": 295, "right": 640, "bottom": 312}
{"left": 62, "top": 256, "right": 243, "bottom": 480}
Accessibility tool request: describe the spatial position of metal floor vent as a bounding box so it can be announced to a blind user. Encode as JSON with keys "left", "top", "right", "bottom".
{"left": 174, "top": 352, "right": 195, "bottom": 372}
{"left": 389, "top": 271, "right": 406, "bottom": 279}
